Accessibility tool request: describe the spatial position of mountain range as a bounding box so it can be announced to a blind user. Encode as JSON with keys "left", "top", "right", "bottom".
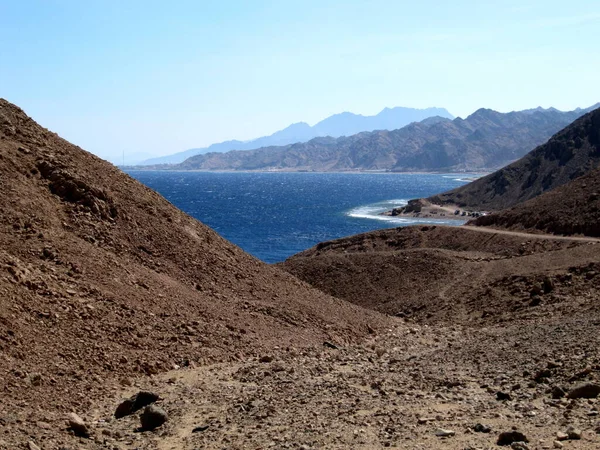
{"left": 429, "top": 106, "right": 600, "bottom": 210}
{"left": 139, "top": 106, "right": 453, "bottom": 165}
{"left": 175, "top": 104, "right": 599, "bottom": 172}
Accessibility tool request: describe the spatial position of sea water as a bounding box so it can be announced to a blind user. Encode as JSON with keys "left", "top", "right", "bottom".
{"left": 127, "top": 171, "right": 473, "bottom": 263}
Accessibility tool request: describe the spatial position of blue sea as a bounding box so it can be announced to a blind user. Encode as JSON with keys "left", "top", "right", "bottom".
{"left": 127, "top": 171, "right": 473, "bottom": 263}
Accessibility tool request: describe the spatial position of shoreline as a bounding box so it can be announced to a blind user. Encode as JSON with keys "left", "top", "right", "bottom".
{"left": 123, "top": 167, "right": 490, "bottom": 176}
{"left": 380, "top": 199, "right": 486, "bottom": 221}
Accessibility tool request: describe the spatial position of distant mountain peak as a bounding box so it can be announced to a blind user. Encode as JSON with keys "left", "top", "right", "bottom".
{"left": 176, "top": 106, "right": 592, "bottom": 173}
{"left": 139, "top": 106, "right": 454, "bottom": 165}
{"left": 428, "top": 106, "right": 600, "bottom": 210}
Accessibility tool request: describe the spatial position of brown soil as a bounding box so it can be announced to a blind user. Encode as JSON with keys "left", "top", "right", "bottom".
{"left": 3, "top": 98, "right": 600, "bottom": 449}
{"left": 280, "top": 225, "right": 600, "bottom": 323}
{"left": 0, "top": 99, "right": 388, "bottom": 448}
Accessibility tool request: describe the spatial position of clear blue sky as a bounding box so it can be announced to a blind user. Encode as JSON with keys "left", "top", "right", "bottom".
{"left": 1, "top": 0, "right": 599, "bottom": 162}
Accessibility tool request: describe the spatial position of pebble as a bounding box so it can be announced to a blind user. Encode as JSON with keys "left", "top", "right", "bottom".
{"left": 553, "top": 441, "right": 563, "bottom": 449}
{"left": 434, "top": 428, "right": 455, "bottom": 437}
{"left": 511, "top": 442, "right": 529, "bottom": 450}
{"left": 556, "top": 432, "right": 568, "bottom": 441}
{"left": 27, "top": 442, "right": 41, "bottom": 450}
{"left": 36, "top": 421, "right": 51, "bottom": 430}
{"left": 473, "top": 423, "right": 491, "bottom": 433}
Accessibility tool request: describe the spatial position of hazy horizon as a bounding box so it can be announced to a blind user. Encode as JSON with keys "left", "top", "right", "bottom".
{"left": 1, "top": 0, "right": 599, "bottom": 162}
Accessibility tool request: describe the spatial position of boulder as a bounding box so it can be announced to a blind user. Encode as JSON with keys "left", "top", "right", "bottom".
{"left": 567, "top": 382, "right": 600, "bottom": 399}
{"left": 67, "top": 412, "right": 89, "bottom": 437}
{"left": 140, "top": 404, "right": 168, "bottom": 431}
{"left": 115, "top": 391, "right": 159, "bottom": 418}
{"left": 497, "top": 430, "right": 528, "bottom": 446}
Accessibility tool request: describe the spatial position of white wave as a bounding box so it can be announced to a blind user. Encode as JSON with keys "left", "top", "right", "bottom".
{"left": 346, "top": 200, "right": 408, "bottom": 221}
{"left": 347, "top": 200, "right": 465, "bottom": 226}
{"left": 442, "top": 176, "right": 473, "bottom": 182}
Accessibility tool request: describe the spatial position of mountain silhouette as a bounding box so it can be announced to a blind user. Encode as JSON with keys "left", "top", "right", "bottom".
{"left": 139, "top": 106, "right": 453, "bottom": 165}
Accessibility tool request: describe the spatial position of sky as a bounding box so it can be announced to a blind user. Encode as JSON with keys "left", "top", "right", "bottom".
{"left": 1, "top": 0, "right": 599, "bottom": 163}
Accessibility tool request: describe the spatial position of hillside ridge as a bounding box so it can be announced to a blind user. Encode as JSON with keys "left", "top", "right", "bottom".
{"left": 428, "top": 106, "right": 600, "bottom": 210}
{"left": 174, "top": 105, "right": 598, "bottom": 172}
{"left": 0, "top": 98, "right": 386, "bottom": 425}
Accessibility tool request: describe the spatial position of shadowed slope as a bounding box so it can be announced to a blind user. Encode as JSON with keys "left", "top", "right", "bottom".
{"left": 472, "top": 165, "right": 600, "bottom": 236}
{"left": 429, "top": 107, "right": 600, "bottom": 210}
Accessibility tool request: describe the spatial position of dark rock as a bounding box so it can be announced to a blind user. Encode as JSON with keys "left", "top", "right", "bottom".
{"left": 530, "top": 285, "right": 543, "bottom": 296}
{"left": 323, "top": 341, "right": 339, "bottom": 349}
{"left": 567, "top": 382, "right": 600, "bottom": 399}
{"left": 192, "top": 425, "right": 209, "bottom": 433}
{"left": 497, "top": 430, "right": 528, "bottom": 446}
{"left": 543, "top": 277, "right": 554, "bottom": 293}
{"left": 473, "top": 423, "right": 491, "bottom": 433}
{"left": 497, "top": 391, "right": 512, "bottom": 401}
{"left": 534, "top": 369, "right": 552, "bottom": 382}
{"left": 140, "top": 405, "right": 168, "bottom": 431}
{"left": 551, "top": 386, "right": 566, "bottom": 399}
{"left": 67, "top": 412, "right": 89, "bottom": 438}
{"left": 115, "top": 391, "right": 159, "bottom": 418}
{"left": 259, "top": 355, "right": 273, "bottom": 363}
{"left": 529, "top": 296, "right": 541, "bottom": 307}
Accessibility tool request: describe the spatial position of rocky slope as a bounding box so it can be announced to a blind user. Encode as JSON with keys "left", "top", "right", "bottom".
{"left": 3, "top": 97, "right": 600, "bottom": 449}
{"left": 428, "top": 106, "right": 600, "bottom": 210}
{"left": 69, "top": 317, "right": 600, "bottom": 449}
{"left": 74, "top": 220, "right": 600, "bottom": 449}
{"left": 0, "top": 98, "right": 388, "bottom": 445}
{"left": 472, "top": 165, "right": 600, "bottom": 236}
{"left": 280, "top": 225, "right": 599, "bottom": 321}
{"left": 176, "top": 105, "right": 598, "bottom": 172}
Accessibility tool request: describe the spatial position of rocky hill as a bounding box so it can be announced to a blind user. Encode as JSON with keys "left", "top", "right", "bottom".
{"left": 176, "top": 105, "right": 597, "bottom": 172}
{"left": 280, "top": 225, "right": 599, "bottom": 320}
{"left": 140, "top": 106, "right": 453, "bottom": 165}
{"left": 428, "top": 106, "right": 600, "bottom": 210}
{"left": 0, "top": 98, "right": 386, "bottom": 440}
{"left": 4, "top": 98, "right": 600, "bottom": 449}
{"left": 472, "top": 165, "right": 600, "bottom": 236}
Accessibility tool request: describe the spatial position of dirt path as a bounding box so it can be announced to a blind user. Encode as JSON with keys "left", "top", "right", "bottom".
{"left": 460, "top": 225, "right": 600, "bottom": 243}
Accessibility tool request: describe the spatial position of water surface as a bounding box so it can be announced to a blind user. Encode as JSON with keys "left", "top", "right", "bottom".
{"left": 127, "top": 171, "right": 472, "bottom": 263}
